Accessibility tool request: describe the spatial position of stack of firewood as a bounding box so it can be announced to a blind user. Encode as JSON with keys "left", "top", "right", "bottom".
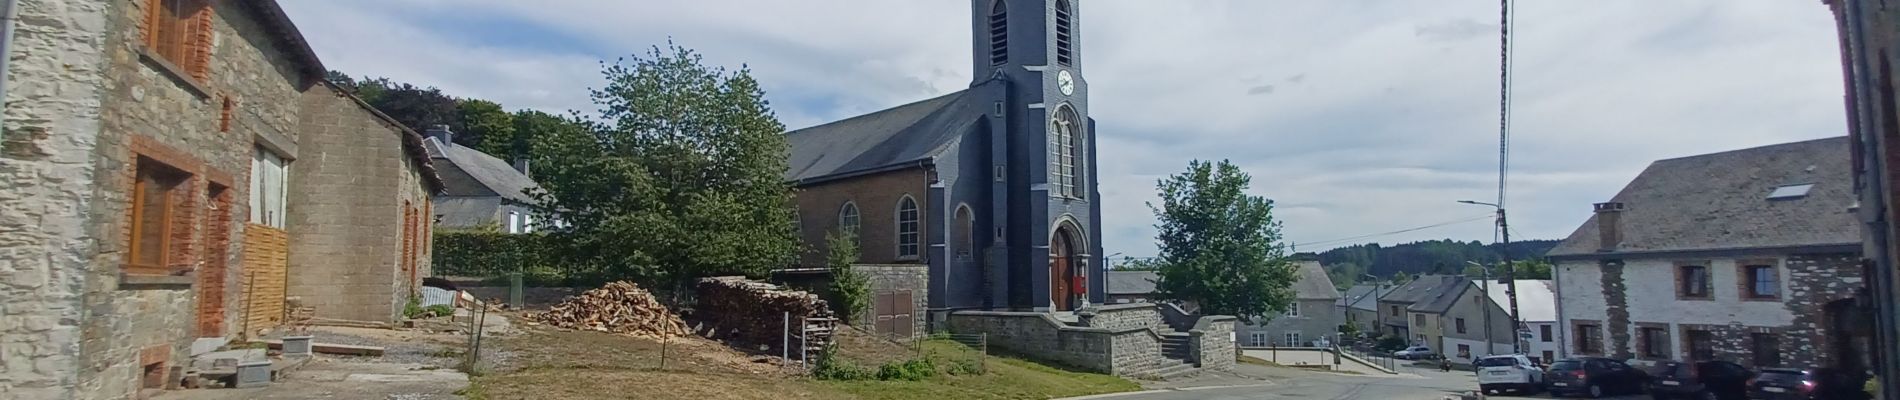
{"left": 531, "top": 281, "right": 690, "bottom": 337}
{"left": 695, "top": 276, "right": 835, "bottom": 355}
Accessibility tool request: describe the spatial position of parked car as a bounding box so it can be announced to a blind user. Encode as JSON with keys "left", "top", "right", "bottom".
{"left": 1476, "top": 354, "right": 1545, "bottom": 395}
{"left": 1647, "top": 360, "right": 1751, "bottom": 400}
{"left": 1394, "top": 346, "right": 1436, "bottom": 360}
{"left": 1747, "top": 367, "right": 1871, "bottom": 400}
{"left": 1545, "top": 357, "right": 1648, "bottom": 398}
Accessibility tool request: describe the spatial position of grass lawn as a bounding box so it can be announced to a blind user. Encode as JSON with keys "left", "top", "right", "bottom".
{"left": 465, "top": 317, "right": 1138, "bottom": 400}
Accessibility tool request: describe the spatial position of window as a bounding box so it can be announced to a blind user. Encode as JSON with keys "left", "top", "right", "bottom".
{"left": 1576, "top": 323, "right": 1603, "bottom": 354}
{"left": 143, "top": 0, "right": 213, "bottom": 81}
{"left": 987, "top": 0, "right": 1008, "bottom": 65}
{"left": 1639, "top": 327, "right": 1670, "bottom": 359}
{"left": 1540, "top": 325, "right": 1553, "bottom": 342}
{"left": 1054, "top": 0, "right": 1074, "bottom": 66}
{"left": 1685, "top": 329, "right": 1715, "bottom": 361}
{"left": 895, "top": 196, "right": 920, "bottom": 259}
{"left": 128, "top": 157, "right": 193, "bottom": 275}
{"left": 248, "top": 148, "right": 288, "bottom": 228}
{"left": 507, "top": 212, "right": 522, "bottom": 234}
{"left": 1391, "top": 305, "right": 1401, "bottom": 317}
{"left": 1250, "top": 332, "right": 1269, "bottom": 347}
{"left": 1049, "top": 105, "right": 1082, "bottom": 198}
{"left": 1455, "top": 318, "right": 1467, "bottom": 334}
{"left": 523, "top": 214, "right": 536, "bottom": 233}
{"left": 1414, "top": 314, "right": 1425, "bottom": 326}
{"left": 1457, "top": 344, "right": 1471, "bottom": 358}
{"left": 838, "top": 201, "right": 860, "bottom": 239}
{"left": 1678, "top": 264, "right": 1711, "bottom": 299}
{"left": 1285, "top": 303, "right": 1300, "bottom": 318}
{"left": 1751, "top": 333, "right": 1781, "bottom": 367}
{"left": 1283, "top": 332, "right": 1302, "bottom": 347}
{"left": 1745, "top": 264, "right": 1779, "bottom": 299}
{"left": 1542, "top": 351, "right": 1555, "bottom": 364}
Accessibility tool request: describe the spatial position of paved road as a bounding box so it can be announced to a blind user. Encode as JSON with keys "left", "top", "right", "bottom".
{"left": 1094, "top": 363, "right": 1647, "bottom": 400}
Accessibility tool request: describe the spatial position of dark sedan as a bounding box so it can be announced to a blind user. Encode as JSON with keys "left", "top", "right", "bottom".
{"left": 1545, "top": 357, "right": 1648, "bottom": 398}
{"left": 1748, "top": 367, "right": 1871, "bottom": 400}
{"left": 1647, "top": 360, "right": 1752, "bottom": 400}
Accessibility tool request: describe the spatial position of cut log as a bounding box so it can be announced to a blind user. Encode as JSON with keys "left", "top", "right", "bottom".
{"left": 528, "top": 281, "right": 689, "bottom": 337}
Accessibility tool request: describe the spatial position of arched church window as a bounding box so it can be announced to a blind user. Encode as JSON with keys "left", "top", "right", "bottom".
{"left": 989, "top": 0, "right": 1008, "bottom": 65}
{"left": 838, "top": 201, "right": 861, "bottom": 240}
{"left": 1050, "top": 104, "right": 1083, "bottom": 198}
{"left": 953, "top": 205, "right": 975, "bottom": 260}
{"left": 896, "top": 196, "right": 920, "bottom": 259}
{"left": 1055, "top": 0, "right": 1073, "bottom": 66}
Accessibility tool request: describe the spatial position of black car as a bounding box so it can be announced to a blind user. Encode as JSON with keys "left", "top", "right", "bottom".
{"left": 1748, "top": 367, "right": 1871, "bottom": 400}
{"left": 1545, "top": 357, "right": 1648, "bottom": 398}
{"left": 1648, "top": 360, "right": 1752, "bottom": 400}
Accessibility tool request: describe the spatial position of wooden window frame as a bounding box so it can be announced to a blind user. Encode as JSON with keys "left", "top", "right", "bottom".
{"left": 1674, "top": 261, "right": 1713, "bottom": 300}
{"left": 1635, "top": 322, "right": 1672, "bottom": 360}
{"left": 894, "top": 195, "right": 920, "bottom": 259}
{"left": 1738, "top": 260, "right": 1781, "bottom": 301}
{"left": 1682, "top": 327, "right": 1717, "bottom": 361}
{"left": 1572, "top": 320, "right": 1604, "bottom": 355}
{"left": 126, "top": 157, "right": 194, "bottom": 277}
{"left": 141, "top": 0, "right": 215, "bottom": 90}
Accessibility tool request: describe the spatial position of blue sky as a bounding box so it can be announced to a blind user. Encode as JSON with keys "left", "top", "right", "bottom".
{"left": 281, "top": 1, "right": 1849, "bottom": 257}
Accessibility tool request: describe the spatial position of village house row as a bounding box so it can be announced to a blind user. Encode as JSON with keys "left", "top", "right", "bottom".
{"left": 0, "top": 0, "right": 450, "bottom": 398}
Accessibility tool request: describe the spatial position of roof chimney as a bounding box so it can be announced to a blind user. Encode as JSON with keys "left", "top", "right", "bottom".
{"left": 1593, "top": 202, "right": 1626, "bottom": 252}
{"left": 426, "top": 124, "right": 454, "bottom": 145}
{"left": 513, "top": 158, "right": 530, "bottom": 178}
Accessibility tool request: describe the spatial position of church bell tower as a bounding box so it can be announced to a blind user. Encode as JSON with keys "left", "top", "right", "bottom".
{"left": 967, "top": 0, "right": 1102, "bottom": 311}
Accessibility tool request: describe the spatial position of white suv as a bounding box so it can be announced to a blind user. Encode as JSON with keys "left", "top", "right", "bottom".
{"left": 1475, "top": 354, "right": 1544, "bottom": 395}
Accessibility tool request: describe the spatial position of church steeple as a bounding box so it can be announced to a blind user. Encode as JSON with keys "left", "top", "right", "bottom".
{"left": 970, "top": 0, "right": 1081, "bottom": 82}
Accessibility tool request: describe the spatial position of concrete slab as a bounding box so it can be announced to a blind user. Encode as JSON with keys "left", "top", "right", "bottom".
{"left": 152, "top": 360, "right": 467, "bottom": 400}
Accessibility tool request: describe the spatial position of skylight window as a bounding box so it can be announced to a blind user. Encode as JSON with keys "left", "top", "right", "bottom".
{"left": 1767, "top": 183, "right": 1814, "bottom": 200}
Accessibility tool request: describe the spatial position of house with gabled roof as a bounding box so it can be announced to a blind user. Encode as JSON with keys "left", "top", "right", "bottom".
{"left": 422, "top": 125, "right": 546, "bottom": 233}
{"left": 1236, "top": 261, "right": 1342, "bottom": 347}
{"left": 1549, "top": 137, "right": 1870, "bottom": 371}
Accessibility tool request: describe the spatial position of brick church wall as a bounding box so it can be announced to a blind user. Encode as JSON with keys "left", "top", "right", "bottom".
{"left": 793, "top": 167, "right": 932, "bottom": 267}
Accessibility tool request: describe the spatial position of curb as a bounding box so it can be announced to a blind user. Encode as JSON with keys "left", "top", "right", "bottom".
{"left": 1055, "top": 382, "right": 1276, "bottom": 399}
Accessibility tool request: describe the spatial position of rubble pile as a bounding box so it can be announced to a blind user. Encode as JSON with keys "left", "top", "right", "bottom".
{"left": 531, "top": 281, "right": 690, "bottom": 337}
{"left": 695, "top": 276, "right": 835, "bottom": 353}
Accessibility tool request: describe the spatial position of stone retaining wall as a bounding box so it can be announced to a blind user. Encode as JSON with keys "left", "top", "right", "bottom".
{"left": 947, "top": 310, "right": 1161, "bottom": 375}
{"left": 1078, "top": 302, "right": 1163, "bottom": 332}
{"left": 1192, "top": 315, "right": 1238, "bottom": 371}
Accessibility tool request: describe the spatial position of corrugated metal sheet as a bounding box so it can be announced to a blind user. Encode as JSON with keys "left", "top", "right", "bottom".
{"left": 420, "top": 287, "right": 455, "bottom": 307}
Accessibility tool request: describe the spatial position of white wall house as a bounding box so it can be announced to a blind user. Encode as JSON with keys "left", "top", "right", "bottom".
{"left": 1549, "top": 137, "right": 1872, "bottom": 371}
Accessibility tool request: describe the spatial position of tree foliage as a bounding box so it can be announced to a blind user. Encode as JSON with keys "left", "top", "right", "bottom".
{"left": 457, "top": 99, "right": 518, "bottom": 158}
{"left": 527, "top": 43, "right": 799, "bottom": 289}
{"left": 1463, "top": 260, "right": 1552, "bottom": 280}
{"left": 826, "top": 231, "right": 870, "bottom": 322}
{"left": 1148, "top": 160, "right": 1299, "bottom": 324}
{"left": 1317, "top": 239, "right": 1558, "bottom": 284}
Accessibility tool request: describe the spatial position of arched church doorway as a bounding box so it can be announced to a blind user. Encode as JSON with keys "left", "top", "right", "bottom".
{"left": 1050, "top": 224, "right": 1082, "bottom": 311}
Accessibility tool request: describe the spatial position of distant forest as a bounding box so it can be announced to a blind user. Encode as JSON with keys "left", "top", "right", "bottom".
{"left": 1307, "top": 239, "right": 1560, "bottom": 289}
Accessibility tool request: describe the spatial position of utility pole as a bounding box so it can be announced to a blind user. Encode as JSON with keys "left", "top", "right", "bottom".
{"left": 1499, "top": 210, "right": 1523, "bottom": 354}
{"left": 1469, "top": 261, "right": 1494, "bottom": 357}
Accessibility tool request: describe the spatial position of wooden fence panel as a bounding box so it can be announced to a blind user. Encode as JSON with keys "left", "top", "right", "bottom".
{"left": 239, "top": 224, "right": 289, "bottom": 335}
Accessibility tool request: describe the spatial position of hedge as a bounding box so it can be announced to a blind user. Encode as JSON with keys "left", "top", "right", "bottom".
{"left": 432, "top": 229, "right": 549, "bottom": 280}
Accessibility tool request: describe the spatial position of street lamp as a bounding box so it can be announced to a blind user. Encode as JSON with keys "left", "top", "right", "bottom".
{"left": 1459, "top": 199, "right": 1524, "bottom": 354}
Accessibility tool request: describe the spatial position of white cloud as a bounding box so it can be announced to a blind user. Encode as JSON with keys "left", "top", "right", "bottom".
{"left": 281, "top": 0, "right": 1848, "bottom": 256}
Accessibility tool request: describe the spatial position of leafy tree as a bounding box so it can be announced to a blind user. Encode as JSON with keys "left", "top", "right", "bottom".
{"left": 1462, "top": 260, "right": 1551, "bottom": 280}
{"left": 826, "top": 231, "right": 870, "bottom": 322}
{"left": 527, "top": 43, "right": 798, "bottom": 290}
{"left": 1392, "top": 271, "right": 1413, "bottom": 285}
{"left": 1147, "top": 160, "right": 1299, "bottom": 324}
{"left": 1111, "top": 257, "right": 1161, "bottom": 271}
{"left": 458, "top": 99, "right": 518, "bottom": 158}
{"left": 326, "top": 70, "right": 467, "bottom": 146}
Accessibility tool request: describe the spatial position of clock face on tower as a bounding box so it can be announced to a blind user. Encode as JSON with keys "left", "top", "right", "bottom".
{"left": 1057, "top": 70, "right": 1075, "bottom": 96}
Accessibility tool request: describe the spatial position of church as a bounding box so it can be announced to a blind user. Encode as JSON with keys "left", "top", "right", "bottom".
{"left": 786, "top": 0, "right": 1104, "bottom": 315}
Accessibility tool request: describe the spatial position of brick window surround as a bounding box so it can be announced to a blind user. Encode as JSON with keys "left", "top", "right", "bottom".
{"left": 1635, "top": 322, "right": 1672, "bottom": 360}
{"left": 141, "top": 0, "right": 214, "bottom": 85}
{"left": 140, "top": 345, "right": 171, "bottom": 390}
{"left": 1675, "top": 261, "right": 1713, "bottom": 300}
{"left": 1738, "top": 259, "right": 1781, "bottom": 301}
{"left": 1572, "top": 319, "right": 1604, "bottom": 355}
{"left": 125, "top": 136, "right": 209, "bottom": 279}
{"left": 1681, "top": 326, "right": 1717, "bottom": 361}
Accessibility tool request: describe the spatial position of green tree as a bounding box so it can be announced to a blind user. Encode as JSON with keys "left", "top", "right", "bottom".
{"left": 528, "top": 43, "right": 798, "bottom": 290}
{"left": 826, "top": 231, "right": 870, "bottom": 322}
{"left": 458, "top": 99, "right": 518, "bottom": 158}
{"left": 1392, "top": 271, "right": 1413, "bottom": 285}
{"left": 1147, "top": 160, "right": 1299, "bottom": 323}
{"left": 1111, "top": 257, "right": 1161, "bottom": 271}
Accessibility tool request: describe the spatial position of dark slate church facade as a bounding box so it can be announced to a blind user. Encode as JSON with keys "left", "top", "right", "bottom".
{"left": 787, "top": 0, "right": 1104, "bottom": 314}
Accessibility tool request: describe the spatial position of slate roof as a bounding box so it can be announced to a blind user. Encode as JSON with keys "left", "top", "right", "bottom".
{"left": 1338, "top": 284, "right": 1385, "bottom": 312}
{"left": 784, "top": 89, "right": 986, "bottom": 184}
{"left": 1381, "top": 274, "right": 1461, "bottom": 305}
{"left": 1548, "top": 137, "right": 1858, "bottom": 258}
{"left": 1107, "top": 271, "right": 1159, "bottom": 295}
{"left": 1292, "top": 261, "right": 1340, "bottom": 300}
{"left": 424, "top": 136, "right": 542, "bottom": 205}
{"left": 1476, "top": 280, "right": 1557, "bottom": 322}
{"left": 1408, "top": 276, "right": 1475, "bottom": 314}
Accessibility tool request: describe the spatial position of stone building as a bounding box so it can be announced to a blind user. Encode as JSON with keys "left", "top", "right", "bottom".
{"left": 1821, "top": 0, "right": 1900, "bottom": 396}
{"left": 1236, "top": 261, "right": 1341, "bottom": 347}
{"left": 0, "top": 0, "right": 439, "bottom": 398}
{"left": 1549, "top": 137, "right": 1866, "bottom": 371}
{"left": 786, "top": 0, "right": 1105, "bottom": 321}
{"left": 1376, "top": 274, "right": 1462, "bottom": 346}
{"left": 1337, "top": 284, "right": 1389, "bottom": 334}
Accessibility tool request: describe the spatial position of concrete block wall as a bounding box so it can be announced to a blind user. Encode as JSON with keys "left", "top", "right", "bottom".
{"left": 287, "top": 86, "right": 433, "bottom": 323}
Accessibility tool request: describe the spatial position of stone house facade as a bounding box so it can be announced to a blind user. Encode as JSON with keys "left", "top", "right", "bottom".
{"left": 0, "top": 0, "right": 439, "bottom": 398}
{"left": 1550, "top": 137, "right": 1868, "bottom": 371}
{"left": 1822, "top": 0, "right": 1900, "bottom": 395}
{"left": 1236, "top": 261, "right": 1341, "bottom": 347}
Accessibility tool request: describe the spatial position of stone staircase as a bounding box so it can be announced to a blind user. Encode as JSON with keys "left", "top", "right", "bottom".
{"left": 1144, "top": 331, "right": 1201, "bottom": 380}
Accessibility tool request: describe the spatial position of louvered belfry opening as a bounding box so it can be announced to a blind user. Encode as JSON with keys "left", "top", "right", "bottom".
{"left": 1055, "top": 0, "right": 1073, "bottom": 66}
{"left": 989, "top": 1, "right": 1008, "bottom": 65}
